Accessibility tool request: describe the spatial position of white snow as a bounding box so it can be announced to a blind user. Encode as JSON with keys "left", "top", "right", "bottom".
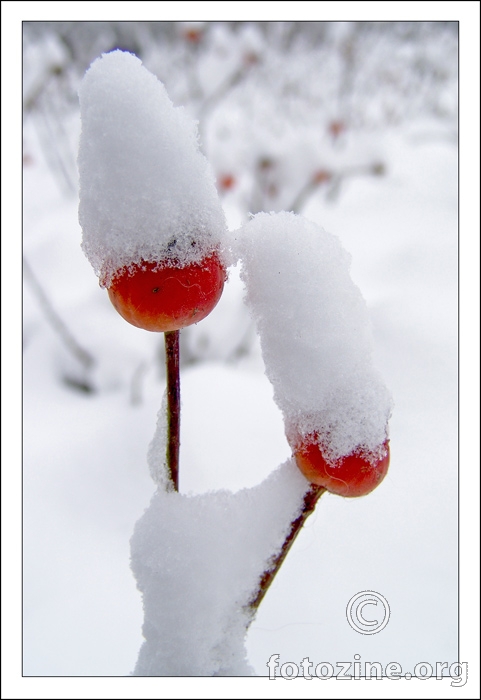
{"left": 234, "top": 212, "right": 392, "bottom": 463}
{"left": 133, "top": 368, "right": 309, "bottom": 676}
{"left": 19, "top": 20, "right": 463, "bottom": 682}
{"left": 130, "top": 460, "right": 309, "bottom": 676}
{"left": 22, "top": 124, "right": 460, "bottom": 674}
{"left": 78, "top": 50, "right": 227, "bottom": 286}
{"left": 131, "top": 208, "right": 394, "bottom": 674}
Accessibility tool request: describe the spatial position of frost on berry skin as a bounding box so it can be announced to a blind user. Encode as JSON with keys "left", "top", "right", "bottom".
{"left": 78, "top": 50, "right": 228, "bottom": 287}
{"left": 234, "top": 211, "right": 393, "bottom": 494}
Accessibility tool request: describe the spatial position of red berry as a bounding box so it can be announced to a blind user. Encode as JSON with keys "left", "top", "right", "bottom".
{"left": 289, "top": 432, "right": 390, "bottom": 497}
{"left": 218, "top": 174, "right": 236, "bottom": 192}
{"left": 183, "top": 28, "right": 203, "bottom": 44}
{"left": 312, "top": 169, "right": 332, "bottom": 185}
{"left": 106, "top": 252, "right": 226, "bottom": 332}
{"left": 328, "top": 120, "right": 346, "bottom": 139}
{"left": 244, "top": 51, "right": 260, "bottom": 65}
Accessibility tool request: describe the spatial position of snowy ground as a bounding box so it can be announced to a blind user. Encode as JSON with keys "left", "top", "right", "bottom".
{"left": 22, "top": 113, "right": 459, "bottom": 677}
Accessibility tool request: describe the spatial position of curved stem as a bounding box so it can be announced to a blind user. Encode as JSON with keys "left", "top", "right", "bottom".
{"left": 164, "top": 330, "right": 180, "bottom": 491}
{"left": 248, "top": 484, "right": 326, "bottom": 616}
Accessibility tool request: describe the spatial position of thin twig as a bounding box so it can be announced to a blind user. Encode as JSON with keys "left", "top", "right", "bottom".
{"left": 164, "top": 330, "right": 181, "bottom": 491}
{"left": 198, "top": 62, "right": 253, "bottom": 122}
{"left": 248, "top": 483, "right": 326, "bottom": 616}
{"left": 23, "top": 256, "right": 95, "bottom": 370}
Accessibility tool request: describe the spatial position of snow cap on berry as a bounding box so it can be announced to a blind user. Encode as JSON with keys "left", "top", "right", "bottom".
{"left": 234, "top": 211, "right": 392, "bottom": 464}
{"left": 78, "top": 50, "right": 227, "bottom": 286}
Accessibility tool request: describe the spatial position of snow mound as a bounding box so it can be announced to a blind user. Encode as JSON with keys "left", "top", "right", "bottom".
{"left": 78, "top": 50, "right": 227, "bottom": 287}
{"left": 130, "top": 460, "right": 309, "bottom": 676}
{"left": 233, "top": 211, "right": 392, "bottom": 463}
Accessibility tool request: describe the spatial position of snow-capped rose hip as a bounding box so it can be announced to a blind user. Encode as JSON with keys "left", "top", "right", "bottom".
{"left": 288, "top": 432, "right": 390, "bottom": 498}
{"left": 106, "top": 251, "right": 226, "bottom": 332}
{"left": 78, "top": 51, "right": 228, "bottom": 318}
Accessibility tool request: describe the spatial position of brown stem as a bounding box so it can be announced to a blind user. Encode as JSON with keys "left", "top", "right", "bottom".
{"left": 164, "top": 330, "right": 180, "bottom": 491}
{"left": 248, "top": 483, "right": 326, "bottom": 616}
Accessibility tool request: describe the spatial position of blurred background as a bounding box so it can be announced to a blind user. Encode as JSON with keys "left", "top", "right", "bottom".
{"left": 23, "top": 20, "right": 458, "bottom": 386}
{"left": 23, "top": 21, "right": 459, "bottom": 676}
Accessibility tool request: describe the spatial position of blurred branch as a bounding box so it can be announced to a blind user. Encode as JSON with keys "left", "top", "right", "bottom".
{"left": 23, "top": 257, "right": 95, "bottom": 371}
{"left": 248, "top": 155, "right": 278, "bottom": 215}
{"left": 290, "top": 160, "right": 386, "bottom": 212}
{"left": 198, "top": 56, "right": 259, "bottom": 123}
{"left": 290, "top": 169, "right": 334, "bottom": 214}
{"left": 34, "top": 102, "right": 78, "bottom": 196}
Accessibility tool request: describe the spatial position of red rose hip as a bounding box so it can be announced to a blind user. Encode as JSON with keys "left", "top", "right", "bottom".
{"left": 106, "top": 252, "right": 226, "bottom": 332}
{"left": 290, "top": 432, "right": 390, "bottom": 498}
